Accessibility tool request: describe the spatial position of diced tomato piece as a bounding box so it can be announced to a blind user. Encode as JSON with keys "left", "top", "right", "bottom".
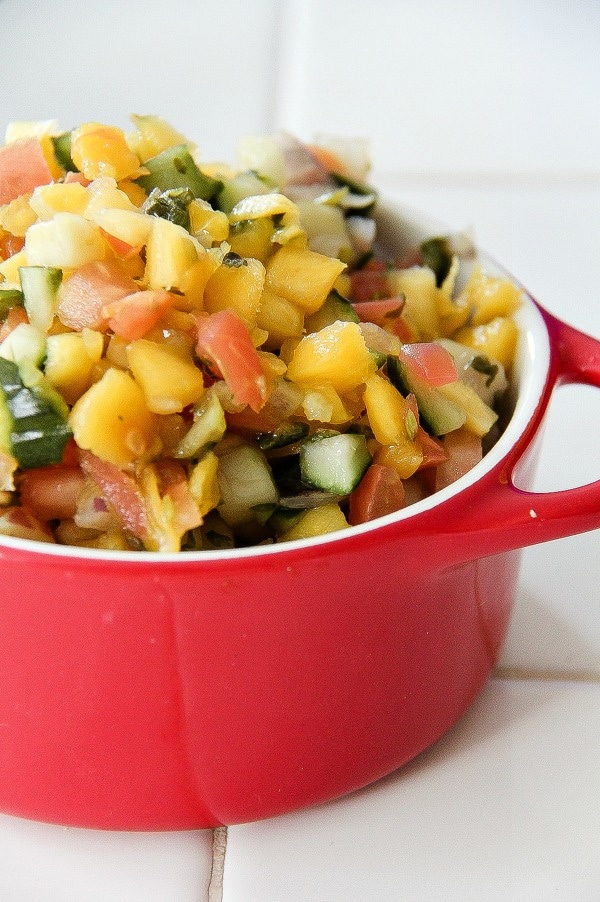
{"left": 416, "top": 427, "right": 448, "bottom": 470}
{"left": 398, "top": 342, "right": 458, "bottom": 386}
{"left": 348, "top": 463, "right": 406, "bottom": 526}
{"left": 155, "top": 460, "right": 202, "bottom": 534}
{"left": 102, "top": 289, "right": 173, "bottom": 340}
{"left": 79, "top": 450, "right": 148, "bottom": 540}
{"left": 349, "top": 259, "right": 389, "bottom": 302}
{"left": 433, "top": 428, "right": 482, "bottom": 491}
{"left": 0, "top": 138, "right": 54, "bottom": 205}
{"left": 58, "top": 259, "right": 139, "bottom": 331}
{"left": 0, "top": 305, "right": 29, "bottom": 342}
{"left": 64, "top": 171, "right": 90, "bottom": 186}
{"left": 306, "top": 144, "right": 345, "bottom": 174}
{"left": 194, "top": 309, "right": 268, "bottom": 412}
{"left": 99, "top": 228, "right": 142, "bottom": 260}
{"left": 0, "top": 230, "right": 25, "bottom": 261}
{"left": 352, "top": 297, "right": 406, "bottom": 326}
{"left": 18, "top": 466, "right": 86, "bottom": 521}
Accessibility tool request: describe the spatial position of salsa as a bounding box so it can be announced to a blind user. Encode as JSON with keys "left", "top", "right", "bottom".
{"left": 0, "top": 116, "right": 522, "bottom": 551}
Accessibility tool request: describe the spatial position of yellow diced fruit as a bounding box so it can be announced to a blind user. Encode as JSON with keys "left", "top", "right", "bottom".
{"left": 278, "top": 502, "right": 349, "bottom": 541}
{"left": 29, "top": 182, "right": 89, "bottom": 220}
{"left": 70, "top": 366, "right": 157, "bottom": 466}
{"left": 455, "top": 316, "right": 519, "bottom": 370}
{"left": 386, "top": 266, "right": 440, "bottom": 339}
{"left": 188, "top": 450, "right": 220, "bottom": 518}
{"left": 188, "top": 199, "right": 230, "bottom": 244}
{"left": 144, "top": 216, "right": 200, "bottom": 291}
{"left": 116, "top": 179, "right": 147, "bottom": 207}
{"left": 286, "top": 320, "right": 377, "bottom": 394}
{"left": 265, "top": 244, "right": 346, "bottom": 314}
{"left": 127, "top": 339, "right": 204, "bottom": 414}
{"left": 45, "top": 328, "right": 104, "bottom": 405}
{"left": 0, "top": 195, "right": 38, "bottom": 236}
{"left": 461, "top": 266, "right": 523, "bottom": 325}
{"left": 256, "top": 288, "right": 305, "bottom": 349}
{"left": 363, "top": 372, "right": 416, "bottom": 446}
{"left": 301, "top": 383, "right": 352, "bottom": 424}
{"left": 71, "top": 123, "right": 142, "bottom": 182}
{"left": 203, "top": 256, "right": 265, "bottom": 323}
{"left": 437, "top": 379, "right": 498, "bottom": 437}
{"left": 84, "top": 176, "right": 139, "bottom": 218}
{"left": 176, "top": 250, "right": 222, "bottom": 310}
{"left": 24, "top": 213, "right": 105, "bottom": 269}
{"left": 127, "top": 114, "right": 188, "bottom": 163}
{"left": 374, "top": 442, "right": 424, "bottom": 480}
{"left": 0, "top": 250, "right": 27, "bottom": 287}
{"left": 91, "top": 208, "right": 153, "bottom": 249}
{"left": 228, "top": 217, "right": 275, "bottom": 262}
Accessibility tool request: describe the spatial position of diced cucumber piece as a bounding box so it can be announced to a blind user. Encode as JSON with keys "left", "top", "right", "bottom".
{"left": 19, "top": 265, "right": 62, "bottom": 332}
{"left": 216, "top": 170, "right": 274, "bottom": 214}
{"left": 0, "top": 288, "right": 24, "bottom": 318}
{"left": 0, "top": 322, "right": 46, "bottom": 369}
{"left": 387, "top": 354, "right": 466, "bottom": 436}
{"left": 135, "top": 144, "right": 223, "bottom": 202}
{"left": 143, "top": 186, "right": 195, "bottom": 230}
{"left": 0, "top": 357, "right": 72, "bottom": 468}
{"left": 175, "top": 388, "right": 227, "bottom": 459}
{"left": 257, "top": 420, "right": 309, "bottom": 451}
{"left": 217, "top": 443, "right": 279, "bottom": 527}
{"left": 300, "top": 432, "right": 371, "bottom": 495}
{"left": 437, "top": 338, "right": 508, "bottom": 407}
{"left": 304, "top": 289, "right": 359, "bottom": 334}
{"left": 51, "top": 132, "right": 77, "bottom": 172}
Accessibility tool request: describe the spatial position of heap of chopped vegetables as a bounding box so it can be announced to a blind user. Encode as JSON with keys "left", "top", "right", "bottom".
{"left": 0, "top": 115, "right": 522, "bottom": 551}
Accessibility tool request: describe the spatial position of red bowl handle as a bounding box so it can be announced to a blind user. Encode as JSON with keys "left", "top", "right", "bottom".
{"left": 428, "top": 305, "right": 600, "bottom": 561}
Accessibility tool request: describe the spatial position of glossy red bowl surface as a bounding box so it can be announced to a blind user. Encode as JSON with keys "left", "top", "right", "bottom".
{"left": 1, "top": 202, "right": 600, "bottom": 830}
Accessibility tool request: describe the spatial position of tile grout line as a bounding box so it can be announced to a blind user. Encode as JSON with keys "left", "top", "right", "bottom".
{"left": 208, "top": 826, "right": 227, "bottom": 902}
{"left": 493, "top": 665, "right": 600, "bottom": 683}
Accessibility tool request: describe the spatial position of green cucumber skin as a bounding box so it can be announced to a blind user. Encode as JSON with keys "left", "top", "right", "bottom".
{"left": 19, "top": 266, "right": 62, "bottom": 333}
{"left": 0, "top": 358, "right": 72, "bottom": 468}
{"left": 387, "top": 355, "right": 465, "bottom": 436}
{"left": 300, "top": 432, "right": 371, "bottom": 495}
{"left": 136, "top": 145, "right": 222, "bottom": 202}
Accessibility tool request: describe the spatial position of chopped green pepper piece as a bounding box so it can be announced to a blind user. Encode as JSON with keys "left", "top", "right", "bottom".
{"left": 136, "top": 144, "right": 222, "bottom": 202}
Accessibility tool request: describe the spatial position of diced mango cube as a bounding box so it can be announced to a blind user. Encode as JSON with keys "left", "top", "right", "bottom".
{"left": 454, "top": 316, "right": 519, "bottom": 370}
{"left": 70, "top": 366, "right": 157, "bottom": 466}
{"left": 461, "top": 266, "right": 523, "bottom": 326}
{"left": 203, "top": 256, "right": 265, "bottom": 322}
{"left": 363, "top": 372, "right": 416, "bottom": 446}
{"left": 144, "top": 217, "right": 200, "bottom": 291}
{"left": 188, "top": 450, "right": 220, "bottom": 517}
{"left": 256, "top": 288, "right": 304, "bottom": 349}
{"left": 25, "top": 213, "right": 105, "bottom": 269}
{"left": 278, "top": 502, "right": 349, "bottom": 541}
{"left": 45, "top": 328, "right": 104, "bottom": 404}
{"left": 386, "top": 266, "right": 440, "bottom": 339}
{"left": 300, "top": 384, "right": 352, "bottom": 424}
{"left": 265, "top": 244, "right": 346, "bottom": 314}
{"left": 127, "top": 339, "right": 205, "bottom": 414}
{"left": 29, "top": 182, "right": 89, "bottom": 220}
{"left": 286, "top": 320, "right": 376, "bottom": 394}
{"left": 374, "top": 441, "right": 424, "bottom": 480}
{"left": 71, "top": 123, "right": 142, "bottom": 181}
{"left": 228, "top": 217, "right": 275, "bottom": 262}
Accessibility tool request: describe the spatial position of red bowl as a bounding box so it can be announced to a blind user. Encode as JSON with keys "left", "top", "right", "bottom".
{"left": 0, "top": 201, "right": 599, "bottom": 830}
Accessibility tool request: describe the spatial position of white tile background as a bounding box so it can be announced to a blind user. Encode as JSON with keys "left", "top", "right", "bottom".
{"left": 1, "top": 0, "right": 599, "bottom": 899}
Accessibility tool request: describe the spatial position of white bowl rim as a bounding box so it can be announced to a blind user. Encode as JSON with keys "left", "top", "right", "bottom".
{"left": 0, "top": 202, "right": 551, "bottom": 564}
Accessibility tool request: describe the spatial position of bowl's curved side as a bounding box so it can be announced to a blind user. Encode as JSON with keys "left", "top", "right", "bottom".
{"left": 0, "top": 533, "right": 521, "bottom": 829}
